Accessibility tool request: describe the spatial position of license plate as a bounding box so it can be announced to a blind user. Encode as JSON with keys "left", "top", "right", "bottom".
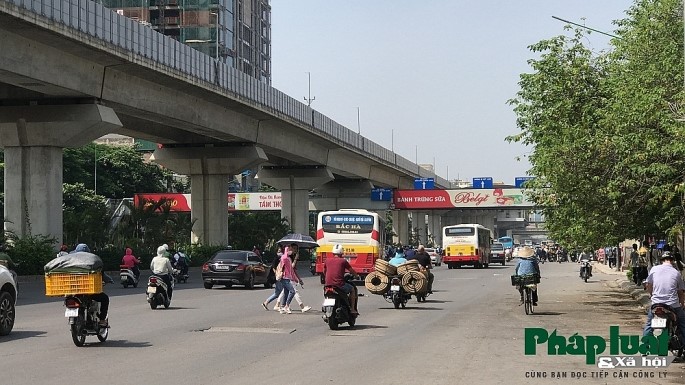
{"left": 322, "top": 298, "right": 336, "bottom": 307}
{"left": 64, "top": 308, "right": 79, "bottom": 317}
{"left": 391, "top": 285, "right": 400, "bottom": 291}
{"left": 216, "top": 265, "right": 231, "bottom": 270}
{"left": 147, "top": 286, "right": 156, "bottom": 294}
{"left": 652, "top": 317, "right": 667, "bottom": 328}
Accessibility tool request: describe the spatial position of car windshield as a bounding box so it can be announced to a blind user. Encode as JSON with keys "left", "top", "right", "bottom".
{"left": 212, "top": 251, "right": 248, "bottom": 262}
{"left": 425, "top": 248, "right": 435, "bottom": 253}
{"left": 491, "top": 243, "right": 504, "bottom": 251}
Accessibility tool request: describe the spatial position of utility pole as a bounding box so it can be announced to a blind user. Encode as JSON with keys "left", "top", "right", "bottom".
{"left": 356, "top": 107, "right": 361, "bottom": 134}
{"left": 304, "top": 72, "right": 315, "bottom": 106}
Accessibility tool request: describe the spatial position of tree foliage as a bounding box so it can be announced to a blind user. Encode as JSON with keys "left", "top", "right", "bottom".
{"left": 508, "top": 0, "right": 685, "bottom": 249}
{"left": 63, "top": 143, "right": 171, "bottom": 199}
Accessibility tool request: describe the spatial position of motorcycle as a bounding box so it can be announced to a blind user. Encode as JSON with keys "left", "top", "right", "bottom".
{"left": 63, "top": 294, "right": 109, "bottom": 347}
{"left": 119, "top": 265, "right": 139, "bottom": 288}
{"left": 650, "top": 303, "right": 684, "bottom": 357}
{"left": 558, "top": 253, "right": 568, "bottom": 263}
{"left": 147, "top": 273, "right": 174, "bottom": 309}
{"left": 172, "top": 269, "right": 189, "bottom": 284}
{"left": 384, "top": 276, "right": 412, "bottom": 309}
{"left": 579, "top": 260, "right": 591, "bottom": 282}
{"left": 322, "top": 274, "right": 357, "bottom": 330}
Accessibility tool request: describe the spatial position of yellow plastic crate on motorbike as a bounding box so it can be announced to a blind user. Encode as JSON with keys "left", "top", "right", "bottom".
{"left": 45, "top": 272, "right": 103, "bottom": 296}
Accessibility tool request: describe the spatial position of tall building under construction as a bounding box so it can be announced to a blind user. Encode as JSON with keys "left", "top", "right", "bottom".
{"left": 101, "top": 0, "right": 271, "bottom": 84}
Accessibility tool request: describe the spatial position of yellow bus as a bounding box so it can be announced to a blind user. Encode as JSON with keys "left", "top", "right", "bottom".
{"left": 442, "top": 224, "right": 492, "bottom": 269}
{"left": 315, "top": 209, "right": 386, "bottom": 283}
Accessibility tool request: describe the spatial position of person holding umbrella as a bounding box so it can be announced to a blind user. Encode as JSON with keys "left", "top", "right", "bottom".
{"left": 275, "top": 243, "right": 312, "bottom": 313}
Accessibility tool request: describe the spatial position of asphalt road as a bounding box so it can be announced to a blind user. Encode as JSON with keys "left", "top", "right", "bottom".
{"left": 2, "top": 262, "right": 684, "bottom": 385}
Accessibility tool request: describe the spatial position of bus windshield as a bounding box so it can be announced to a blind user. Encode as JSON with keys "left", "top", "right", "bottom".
{"left": 321, "top": 214, "right": 374, "bottom": 234}
{"left": 498, "top": 237, "right": 514, "bottom": 249}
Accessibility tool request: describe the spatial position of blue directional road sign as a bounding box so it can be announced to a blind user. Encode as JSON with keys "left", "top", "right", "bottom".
{"left": 514, "top": 177, "right": 534, "bottom": 188}
{"left": 472, "top": 177, "right": 493, "bottom": 189}
{"left": 370, "top": 188, "right": 392, "bottom": 201}
{"left": 413, "top": 178, "right": 435, "bottom": 190}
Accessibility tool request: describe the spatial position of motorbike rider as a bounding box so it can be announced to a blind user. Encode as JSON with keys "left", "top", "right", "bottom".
{"left": 535, "top": 246, "right": 547, "bottom": 262}
{"left": 121, "top": 247, "right": 141, "bottom": 279}
{"left": 389, "top": 245, "right": 407, "bottom": 267}
{"left": 69, "top": 243, "right": 113, "bottom": 326}
{"left": 150, "top": 245, "right": 175, "bottom": 299}
{"left": 56, "top": 244, "right": 69, "bottom": 258}
{"left": 515, "top": 246, "right": 540, "bottom": 306}
{"left": 642, "top": 252, "right": 685, "bottom": 344}
{"left": 408, "top": 245, "right": 434, "bottom": 294}
{"left": 323, "top": 244, "right": 359, "bottom": 315}
{"left": 172, "top": 248, "right": 190, "bottom": 277}
{"left": 578, "top": 249, "right": 593, "bottom": 278}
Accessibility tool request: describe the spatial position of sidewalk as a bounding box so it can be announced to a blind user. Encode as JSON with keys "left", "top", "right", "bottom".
{"left": 593, "top": 261, "right": 651, "bottom": 310}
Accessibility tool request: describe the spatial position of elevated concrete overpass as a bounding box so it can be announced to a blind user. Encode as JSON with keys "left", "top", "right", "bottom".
{"left": 0, "top": 0, "right": 448, "bottom": 244}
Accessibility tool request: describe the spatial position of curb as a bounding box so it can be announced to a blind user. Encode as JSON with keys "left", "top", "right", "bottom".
{"left": 595, "top": 263, "right": 651, "bottom": 312}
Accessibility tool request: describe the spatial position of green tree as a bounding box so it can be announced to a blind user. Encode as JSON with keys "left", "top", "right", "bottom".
{"left": 227, "top": 211, "right": 290, "bottom": 252}
{"left": 63, "top": 143, "right": 170, "bottom": 199}
{"left": 62, "top": 183, "right": 109, "bottom": 247}
{"left": 508, "top": 0, "right": 685, "bottom": 248}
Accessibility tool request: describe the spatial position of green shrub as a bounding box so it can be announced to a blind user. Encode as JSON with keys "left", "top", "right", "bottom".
{"left": 8, "top": 234, "right": 57, "bottom": 275}
{"left": 626, "top": 269, "right": 633, "bottom": 282}
{"left": 187, "top": 244, "right": 227, "bottom": 266}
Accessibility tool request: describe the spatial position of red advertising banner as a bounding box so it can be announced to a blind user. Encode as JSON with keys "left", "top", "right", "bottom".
{"left": 134, "top": 192, "right": 282, "bottom": 212}
{"left": 393, "top": 188, "right": 532, "bottom": 209}
{"left": 133, "top": 193, "right": 191, "bottom": 211}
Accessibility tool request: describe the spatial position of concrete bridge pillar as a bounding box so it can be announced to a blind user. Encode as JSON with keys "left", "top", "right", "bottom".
{"left": 257, "top": 166, "right": 334, "bottom": 235}
{"left": 412, "top": 211, "right": 427, "bottom": 245}
{"left": 151, "top": 145, "right": 267, "bottom": 245}
{"left": 428, "top": 212, "right": 442, "bottom": 247}
{"left": 0, "top": 104, "right": 122, "bottom": 242}
{"left": 392, "top": 210, "right": 409, "bottom": 246}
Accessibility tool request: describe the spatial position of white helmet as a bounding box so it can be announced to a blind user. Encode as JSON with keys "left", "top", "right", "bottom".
{"left": 332, "top": 244, "right": 344, "bottom": 255}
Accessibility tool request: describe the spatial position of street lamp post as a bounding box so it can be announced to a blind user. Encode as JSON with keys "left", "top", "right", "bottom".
{"left": 210, "top": 11, "right": 219, "bottom": 59}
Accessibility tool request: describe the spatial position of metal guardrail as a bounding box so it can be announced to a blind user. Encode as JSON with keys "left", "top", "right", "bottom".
{"left": 1, "top": 0, "right": 447, "bottom": 186}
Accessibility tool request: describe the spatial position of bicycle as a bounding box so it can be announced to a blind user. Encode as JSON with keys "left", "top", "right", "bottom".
{"left": 512, "top": 274, "right": 539, "bottom": 315}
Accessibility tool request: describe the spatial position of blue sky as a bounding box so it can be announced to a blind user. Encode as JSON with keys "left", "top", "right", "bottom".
{"left": 270, "top": 0, "right": 635, "bottom": 184}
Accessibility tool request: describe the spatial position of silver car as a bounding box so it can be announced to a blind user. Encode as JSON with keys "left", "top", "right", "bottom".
{"left": 425, "top": 248, "right": 442, "bottom": 266}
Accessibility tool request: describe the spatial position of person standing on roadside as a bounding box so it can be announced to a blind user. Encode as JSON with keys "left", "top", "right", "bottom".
{"left": 638, "top": 241, "right": 650, "bottom": 283}
{"left": 630, "top": 243, "right": 641, "bottom": 286}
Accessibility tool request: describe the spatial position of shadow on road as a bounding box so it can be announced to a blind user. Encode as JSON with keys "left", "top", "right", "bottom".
{"left": 423, "top": 299, "right": 452, "bottom": 304}
{"left": 530, "top": 311, "right": 565, "bottom": 316}
{"left": 405, "top": 306, "right": 443, "bottom": 311}
{"left": 98, "top": 339, "right": 153, "bottom": 348}
{"left": 348, "top": 324, "right": 388, "bottom": 330}
{"left": 2, "top": 330, "right": 47, "bottom": 342}
{"left": 155, "top": 306, "right": 196, "bottom": 311}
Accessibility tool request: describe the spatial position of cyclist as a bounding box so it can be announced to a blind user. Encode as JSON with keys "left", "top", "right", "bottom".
{"left": 515, "top": 246, "right": 540, "bottom": 306}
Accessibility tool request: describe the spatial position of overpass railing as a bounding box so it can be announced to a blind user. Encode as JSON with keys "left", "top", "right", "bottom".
{"left": 1, "top": 0, "right": 447, "bottom": 186}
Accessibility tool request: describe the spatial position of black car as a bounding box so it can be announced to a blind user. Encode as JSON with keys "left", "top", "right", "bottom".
{"left": 202, "top": 250, "right": 273, "bottom": 289}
